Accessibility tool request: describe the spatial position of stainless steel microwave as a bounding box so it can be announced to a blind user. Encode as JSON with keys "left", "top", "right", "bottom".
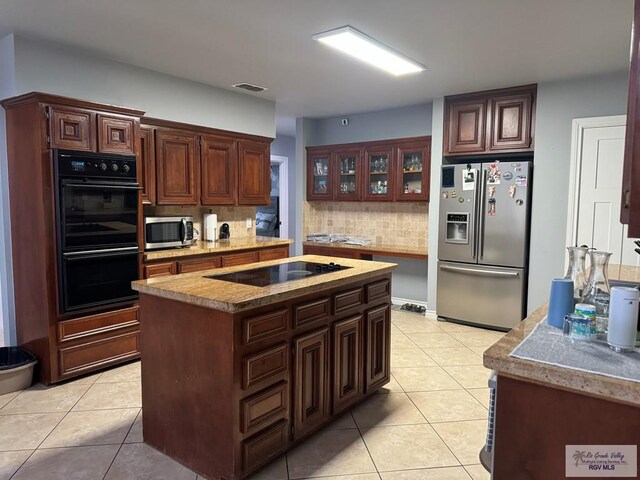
{"left": 144, "top": 216, "right": 195, "bottom": 250}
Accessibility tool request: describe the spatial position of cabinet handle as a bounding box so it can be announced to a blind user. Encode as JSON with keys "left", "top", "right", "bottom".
{"left": 623, "top": 189, "right": 631, "bottom": 209}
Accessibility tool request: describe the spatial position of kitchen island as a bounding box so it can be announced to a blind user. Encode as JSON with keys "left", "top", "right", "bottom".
{"left": 484, "top": 305, "right": 640, "bottom": 479}
{"left": 132, "top": 255, "right": 396, "bottom": 480}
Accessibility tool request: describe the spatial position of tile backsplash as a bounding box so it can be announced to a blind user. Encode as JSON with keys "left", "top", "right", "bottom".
{"left": 303, "top": 202, "right": 428, "bottom": 249}
{"left": 145, "top": 206, "right": 257, "bottom": 241}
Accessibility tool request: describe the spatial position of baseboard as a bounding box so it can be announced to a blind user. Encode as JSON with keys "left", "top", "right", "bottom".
{"left": 391, "top": 297, "right": 429, "bottom": 309}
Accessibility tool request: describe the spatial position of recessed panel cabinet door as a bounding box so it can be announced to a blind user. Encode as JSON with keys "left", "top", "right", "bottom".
{"left": 489, "top": 93, "right": 533, "bottom": 151}
{"left": 155, "top": 129, "right": 199, "bottom": 205}
{"left": 332, "top": 315, "right": 362, "bottom": 414}
{"left": 293, "top": 328, "right": 329, "bottom": 440}
{"left": 238, "top": 140, "right": 270, "bottom": 205}
{"left": 48, "top": 106, "right": 96, "bottom": 152}
{"left": 364, "top": 305, "right": 390, "bottom": 392}
{"left": 97, "top": 114, "right": 137, "bottom": 155}
{"left": 139, "top": 126, "right": 156, "bottom": 205}
{"left": 445, "top": 99, "right": 486, "bottom": 155}
{"left": 201, "top": 135, "right": 237, "bottom": 205}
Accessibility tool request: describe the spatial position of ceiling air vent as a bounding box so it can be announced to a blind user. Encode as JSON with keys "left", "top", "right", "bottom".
{"left": 232, "top": 83, "right": 267, "bottom": 93}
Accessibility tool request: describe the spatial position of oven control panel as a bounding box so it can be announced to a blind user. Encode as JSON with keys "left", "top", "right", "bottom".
{"left": 55, "top": 150, "right": 137, "bottom": 181}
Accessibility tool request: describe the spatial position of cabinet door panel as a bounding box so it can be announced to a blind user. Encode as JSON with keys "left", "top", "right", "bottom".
{"left": 445, "top": 99, "right": 486, "bottom": 155}
{"left": 364, "top": 305, "right": 391, "bottom": 392}
{"left": 395, "top": 141, "right": 430, "bottom": 202}
{"left": 334, "top": 149, "right": 362, "bottom": 201}
{"left": 139, "top": 126, "right": 156, "bottom": 205}
{"left": 307, "top": 150, "right": 333, "bottom": 201}
{"left": 293, "top": 328, "right": 329, "bottom": 439}
{"left": 155, "top": 130, "right": 199, "bottom": 205}
{"left": 143, "top": 262, "right": 176, "bottom": 278}
{"left": 332, "top": 315, "right": 362, "bottom": 414}
{"left": 201, "top": 135, "right": 237, "bottom": 205}
{"left": 97, "top": 114, "right": 136, "bottom": 155}
{"left": 48, "top": 106, "right": 96, "bottom": 151}
{"left": 363, "top": 147, "right": 394, "bottom": 201}
{"left": 489, "top": 93, "right": 533, "bottom": 151}
{"left": 238, "top": 140, "right": 270, "bottom": 205}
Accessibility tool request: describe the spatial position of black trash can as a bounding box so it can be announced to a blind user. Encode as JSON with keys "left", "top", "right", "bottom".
{"left": 0, "top": 347, "right": 37, "bottom": 395}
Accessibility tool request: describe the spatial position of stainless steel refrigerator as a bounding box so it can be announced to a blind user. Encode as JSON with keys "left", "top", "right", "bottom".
{"left": 437, "top": 160, "right": 532, "bottom": 330}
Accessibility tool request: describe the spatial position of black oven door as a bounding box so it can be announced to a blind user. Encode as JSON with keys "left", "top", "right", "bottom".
{"left": 60, "top": 247, "right": 139, "bottom": 314}
{"left": 60, "top": 180, "right": 139, "bottom": 250}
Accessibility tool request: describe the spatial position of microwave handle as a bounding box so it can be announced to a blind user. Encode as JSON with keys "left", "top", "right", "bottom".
{"left": 181, "top": 218, "right": 187, "bottom": 244}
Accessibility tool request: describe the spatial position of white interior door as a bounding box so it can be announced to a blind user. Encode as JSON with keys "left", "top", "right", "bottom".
{"left": 568, "top": 116, "right": 639, "bottom": 276}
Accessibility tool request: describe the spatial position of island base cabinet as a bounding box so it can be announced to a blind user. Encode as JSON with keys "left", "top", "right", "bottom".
{"left": 364, "top": 305, "right": 391, "bottom": 392}
{"left": 332, "top": 315, "right": 363, "bottom": 414}
{"left": 493, "top": 375, "right": 640, "bottom": 480}
{"left": 293, "top": 328, "right": 330, "bottom": 440}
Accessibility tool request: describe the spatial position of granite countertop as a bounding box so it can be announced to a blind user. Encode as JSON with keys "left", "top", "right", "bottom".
{"left": 144, "top": 236, "right": 292, "bottom": 261}
{"left": 483, "top": 304, "right": 640, "bottom": 407}
{"left": 303, "top": 241, "right": 427, "bottom": 259}
{"left": 132, "top": 254, "right": 397, "bottom": 313}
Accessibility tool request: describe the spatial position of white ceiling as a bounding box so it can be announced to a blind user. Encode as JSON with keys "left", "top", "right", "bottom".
{"left": 0, "top": 0, "right": 633, "bottom": 136}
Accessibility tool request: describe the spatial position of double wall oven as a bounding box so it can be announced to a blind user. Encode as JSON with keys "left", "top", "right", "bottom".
{"left": 55, "top": 150, "right": 140, "bottom": 314}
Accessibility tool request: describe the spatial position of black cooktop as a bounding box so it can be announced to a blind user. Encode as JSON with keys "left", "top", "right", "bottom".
{"left": 205, "top": 261, "right": 351, "bottom": 287}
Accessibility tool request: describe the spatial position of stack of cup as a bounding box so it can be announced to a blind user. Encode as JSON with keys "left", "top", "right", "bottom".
{"left": 547, "top": 278, "right": 574, "bottom": 328}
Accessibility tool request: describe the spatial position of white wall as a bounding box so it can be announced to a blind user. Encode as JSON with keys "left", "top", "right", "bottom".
{"left": 11, "top": 35, "right": 276, "bottom": 138}
{"left": 528, "top": 71, "right": 629, "bottom": 312}
{"left": 427, "top": 98, "right": 444, "bottom": 313}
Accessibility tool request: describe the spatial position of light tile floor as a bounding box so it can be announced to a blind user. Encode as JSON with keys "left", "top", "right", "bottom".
{"left": 0, "top": 308, "right": 501, "bottom": 480}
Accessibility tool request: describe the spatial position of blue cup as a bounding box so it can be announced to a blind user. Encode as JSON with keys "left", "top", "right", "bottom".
{"left": 547, "top": 278, "right": 574, "bottom": 328}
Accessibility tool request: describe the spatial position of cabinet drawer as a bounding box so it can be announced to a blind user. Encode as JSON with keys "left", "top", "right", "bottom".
{"left": 177, "top": 256, "right": 221, "bottom": 274}
{"left": 366, "top": 279, "right": 391, "bottom": 303}
{"left": 241, "top": 382, "right": 289, "bottom": 434}
{"left": 58, "top": 306, "right": 139, "bottom": 343}
{"left": 242, "top": 343, "right": 288, "bottom": 390}
{"left": 221, "top": 251, "right": 259, "bottom": 267}
{"left": 143, "top": 262, "right": 176, "bottom": 278}
{"left": 258, "top": 247, "right": 289, "bottom": 262}
{"left": 58, "top": 331, "right": 140, "bottom": 377}
{"left": 242, "top": 420, "right": 288, "bottom": 473}
{"left": 242, "top": 309, "right": 288, "bottom": 345}
{"left": 333, "top": 287, "right": 364, "bottom": 315}
{"left": 294, "top": 298, "right": 330, "bottom": 329}
{"left": 97, "top": 114, "right": 136, "bottom": 154}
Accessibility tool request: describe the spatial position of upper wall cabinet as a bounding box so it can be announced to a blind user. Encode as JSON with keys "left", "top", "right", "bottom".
{"left": 47, "top": 106, "right": 97, "bottom": 152}
{"left": 97, "top": 114, "right": 137, "bottom": 155}
{"left": 306, "top": 136, "right": 431, "bottom": 202}
{"left": 155, "top": 129, "right": 199, "bottom": 205}
{"left": 140, "top": 119, "right": 272, "bottom": 206}
{"left": 444, "top": 85, "right": 536, "bottom": 157}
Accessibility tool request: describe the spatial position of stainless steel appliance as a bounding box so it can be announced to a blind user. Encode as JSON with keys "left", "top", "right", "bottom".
{"left": 437, "top": 160, "right": 532, "bottom": 330}
{"left": 54, "top": 150, "right": 140, "bottom": 314}
{"left": 144, "top": 216, "right": 195, "bottom": 250}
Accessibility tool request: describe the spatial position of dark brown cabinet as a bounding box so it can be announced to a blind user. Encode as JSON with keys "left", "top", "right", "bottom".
{"left": 238, "top": 140, "right": 270, "bottom": 205}
{"left": 139, "top": 126, "right": 156, "bottom": 205}
{"left": 201, "top": 134, "right": 237, "bottom": 205}
{"left": 155, "top": 129, "right": 199, "bottom": 205}
{"left": 47, "top": 105, "right": 96, "bottom": 151}
{"left": 622, "top": 0, "right": 640, "bottom": 235}
{"left": 306, "top": 136, "right": 430, "bottom": 202}
{"left": 293, "top": 328, "right": 329, "bottom": 439}
{"left": 444, "top": 85, "right": 536, "bottom": 157}
{"left": 143, "top": 262, "right": 177, "bottom": 278}
{"left": 97, "top": 114, "right": 137, "bottom": 155}
{"left": 332, "top": 315, "right": 362, "bottom": 414}
{"left": 364, "top": 304, "right": 390, "bottom": 392}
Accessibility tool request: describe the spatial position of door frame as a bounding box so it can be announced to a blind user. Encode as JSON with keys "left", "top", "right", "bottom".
{"left": 271, "top": 155, "right": 289, "bottom": 239}
{"left": 565, "top": 115, "right": 627, "bottom": 261}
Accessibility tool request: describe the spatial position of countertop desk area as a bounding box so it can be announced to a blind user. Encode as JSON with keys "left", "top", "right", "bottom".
{"left": 132, "top": 255, "right": 397, "bottom": 480}
{"left": 484, "top": 305, "right": 640, "bottom": 479}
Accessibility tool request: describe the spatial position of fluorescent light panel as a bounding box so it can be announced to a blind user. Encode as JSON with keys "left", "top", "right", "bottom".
{"left": 312, "top": 25, "right": 425, "bottom": 76}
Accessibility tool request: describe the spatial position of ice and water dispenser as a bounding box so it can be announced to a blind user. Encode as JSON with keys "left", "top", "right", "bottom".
{"left": 445, "top": 213, "right": 469, "bottom": 244}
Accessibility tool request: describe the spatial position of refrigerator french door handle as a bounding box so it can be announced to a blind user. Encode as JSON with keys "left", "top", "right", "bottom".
{"left": 439, "top": 265, "right": 520, "bottom": 277}
{"left": 472, "top": 168, "right": 482, "bottom": 260}
{"left": 479, "top": 169, "right": 487, "bottom": 260}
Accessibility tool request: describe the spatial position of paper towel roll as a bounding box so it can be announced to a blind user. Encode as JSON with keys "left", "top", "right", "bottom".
{"left": 203, "top": 213, "right": 217, "bottom": 243}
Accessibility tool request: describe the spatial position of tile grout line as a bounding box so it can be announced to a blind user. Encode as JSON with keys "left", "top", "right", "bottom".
{"left": 349, "top": 409, "right": 383, "bottom": 477}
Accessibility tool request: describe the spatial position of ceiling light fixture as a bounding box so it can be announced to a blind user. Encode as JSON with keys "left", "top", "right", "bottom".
{"left": 312, "top": 25, "right": 425, "bottom": 76}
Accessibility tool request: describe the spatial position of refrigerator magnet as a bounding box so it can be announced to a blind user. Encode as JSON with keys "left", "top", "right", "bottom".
{"left": 462, "top": 169, "right": 476, "bottom": 191}
{"left": 442, "top": 191, "right": 448, "bottom": 199}
{"left": 509, "top": 185, "right": 516, "bottom": 198}
{"left": 487, "top": 161, "right": 501, "bottom": 184}
{"left": 488, "top": 185, "right": 496, "bottom": 197}
{"left": 451, "top": 190, "right": 457, "bottom": 198}
{"left": 488, "top": 197, "right": 496, "bottom": 216}
{"left": 503, "top": 171, "right": 513, "bottom": 181}
{"left": 515, "top": 176, "right": 527, "bottom": 187}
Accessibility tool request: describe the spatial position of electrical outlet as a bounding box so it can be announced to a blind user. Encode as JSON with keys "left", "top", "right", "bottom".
{"left": 246, "top": 218, "right": 252, "bottom": 228}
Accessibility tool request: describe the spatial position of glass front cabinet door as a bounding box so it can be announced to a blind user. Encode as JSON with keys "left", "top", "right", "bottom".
{"left": 396, "top": 142, "right": 430, "bottom": 201}
{"left": 334, "top": 149, "right": 361, "bottom": 201}
{"left": 364, "top": 147, "right": 394, "bottom": 201}
{"left": 307, "top": 150, "right": 333, "bottom": 201}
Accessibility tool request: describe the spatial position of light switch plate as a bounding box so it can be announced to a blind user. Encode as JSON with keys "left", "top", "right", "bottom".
{"left": 246, "top": 218, "right": 252, "bottom": 228}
